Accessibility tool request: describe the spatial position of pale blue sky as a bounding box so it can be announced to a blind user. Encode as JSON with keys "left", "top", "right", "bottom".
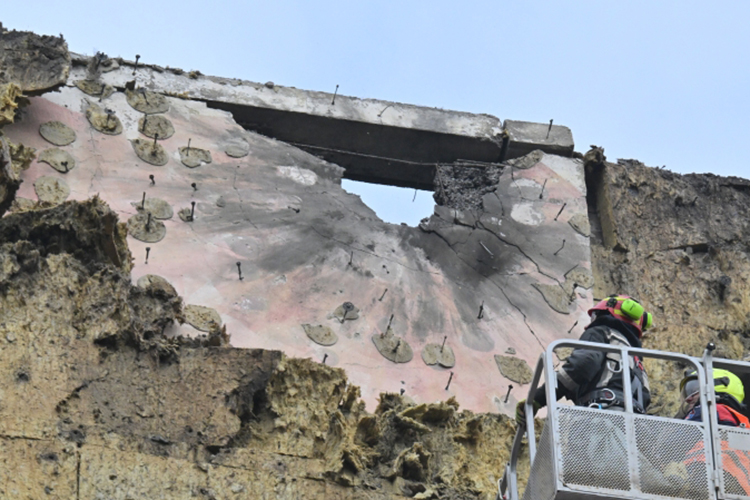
{"left": 5, "top": 1, "right": 749, "bottom": 225}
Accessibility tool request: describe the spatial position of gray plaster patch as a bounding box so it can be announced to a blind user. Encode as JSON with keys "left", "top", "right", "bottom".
{"left": 532, "top": 283, "right": 571, "bottom": 314}
{"left": 131, "top": 196, "right": 174, "bottom": 220}
{"left": 225, "top": 139, "right": 250, "bottom": 158}
{"left": 127, "top": 213, "right": 166, "bottom": 243}
{"left": 126, "top": 89, "right": 169, "bottom": 114}
{"left": 75, "top": 80, "right": 114, "bottom": 99}
{"left": 421, "top": 343, "right": 456, "bottom": 368}
{"left": 178, "top": 206, "right": 195, "bottom": 222}
{"left": 33, "top": 176, "right": 69, "bottom": 205}
{"left": 333, "top": 302, "right": 359, "bottom": 322}
{"left": 38, "top": 148, "right": 76, "bottom": 173}
{"left": 276, "top": 166, "right": 317, "bottom": 186}
{"left": 302, "top": 324, "right": 338, "bottom": 346}
{"left": 138, "top": 115, "right": 175, "bottom": 140}
{"left": 136, "top": 274, "right": 177, "bottom": 296}
{"left": 131, "top": 138, "right": 168, "bottom": 166}
{"left": 372, "top": 328, "right": 413, "bottom": 363}
{"left": 568, "top": 213, "right": 591, "bottom": 237}
{"left": 510, "top": 202, "right": 544, "bottom": 226}
{"left": 564, "top": 266, "right": 594, "bottom": 291}
{"left": 184, "top": 304, "right": 222, "bottom": 333}
{"left": 504, "top": 150, "right": 544, "bottom": 170}
{"left": 85, "top": 102, "right": 122, "bottom": 135}
{"left": 494, "top": 355, "right": 533, "bottom": 384}
{"left": 39, "top": 121, "right": 76, "bottom": 146}
{"left": 179, "top": 146, "right": 212, "bottom": 168}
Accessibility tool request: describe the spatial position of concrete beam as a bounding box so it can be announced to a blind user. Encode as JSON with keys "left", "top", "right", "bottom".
{"left": 73, "top": 54, "right": 574, "bottom": 189}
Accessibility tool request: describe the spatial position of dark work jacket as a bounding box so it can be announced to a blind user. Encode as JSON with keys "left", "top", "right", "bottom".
{"left": 533, "top": 315, "right": 650, "bottom": 410}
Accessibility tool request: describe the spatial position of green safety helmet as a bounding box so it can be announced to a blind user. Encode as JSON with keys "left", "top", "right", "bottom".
{"left": 588, "top": 295, "right": 654, "bottom": 337}
{"left": 680, "top": 368, "right": 745, "bottom": 407}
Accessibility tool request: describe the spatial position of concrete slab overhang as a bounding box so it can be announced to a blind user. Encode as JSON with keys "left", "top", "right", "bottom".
{"left": 75, "top": 55, "right": 574, "bottom": 190}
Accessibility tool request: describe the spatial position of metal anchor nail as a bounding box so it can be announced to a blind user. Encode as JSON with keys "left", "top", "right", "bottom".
{"left": 132, "top": 54, "right": 140, "bottom": 75}
{"left": 141, "top": 192, "right": 146, "bottom": 209}
{"left": 387, "top": 314, "right": 394, "bottom": 330}
{"left": 348, "top": 251, "right": 353, "bottom": 267}
{"left": 322, "top": 353, "right": 328, "bottom": 364}
{"left": 445, "top": 371, "right": 454, "bottom": 390}
{"left": 379, "top": 288, "right": 388, "bottom": 301}
{"left": 186, "top": 138, "right": 191, "bottom": 156}
{"left": 441, "top": 336, "right": 447, "bottom": 353}
{"left": 554, "top": 202, "right": 567, "bottom": 221}
{"left": 145, "top": 212, "right": 152, "bottom": 232}
{"left": 553, "top": 239, "right": 566, "bottom": 256}
{"left": 190, "top": 201, "right": 195, "bottom": 221}
{"left": 377, "top": 104, "right": 392, "bottom": 117}
{"left": 392, "top": 338, "right": 401, "bottom": 352}
{"left": 149, "top": 174, "right": 155, "bottom": 185}
{"left": 191, "top": 182, "right": 197, "bottom": 191}
{"left": 539, "top": 178, "right": 547, "bottom": 199}
{"left": 400, "top": 388, "right": 405, "bottom": 396}
{"left": 478, "top": 301, "right": 484, "bottom": 320}
{"left": 567, "top": 320, "right": 579, "bottom": 333}
{"left": 141, "top": 116, "right": 148, "bottom": 132}
{"left": 145, "top": 247, "right": 150, "bottom": 264}
{"left": 546, "top": 119, "right": 553, "bottom": 139}
{"left": 504, "top": 384, "right": 513, "bottom": 403}
{"left": 331, "top": 84, "right": 339, "bottom": 105}
{"left": 480, "top": 241, "right": 494, "bottom": 257}
{"left": 237, "top": 262, "right": 243, "bottom": 281}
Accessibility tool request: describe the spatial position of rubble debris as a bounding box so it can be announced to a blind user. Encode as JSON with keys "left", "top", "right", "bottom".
{"left": 0, "top": 83, "right": 28, "bottom": 127}
{"left": 494, "top": 355, "right": 533, "bottom": 384}
{"left": 184, "top": 304, "right": 222, "bottom": 332}
{"left": 138, "top": 114, "right": 175, "bottom": 140}
{"left": 136, "top": 274, "right": 177, "bottom": 296}
{"left": 130, "top": 196, "right": 174, "bottom": 220}
{"left": 127, "top": 212, "right": 166, "bottom": 243}
{"left": 434, "top": 162, "right": 504, "bottom": 211}
{"left": 0, "top": 26, "right": 70, "bottom": 94}
{"left": 39, "top": 120, "right": 76, "bottom": 146}
{"left": 38, "top": 147, "right": 76, "bottom": 173}
{"left": 179, "top": 145, "right": 212, "bottom": 168}
{"left": 131, "top": 138, "right": 168, "bottom": 166}
{"left": 302, "top": 324, "right": 338, "bottom": 346}
{"left": 33, "top": 176, "right": 70, "bottom": 205}
{"left": 0, "top": 135, "right": 35, "bottom": 216}
{"left": 85, "top": 102, "right": 123, "bottom": 135}
{"left": 126, "top": 89, "right": 169, "bottom": 114}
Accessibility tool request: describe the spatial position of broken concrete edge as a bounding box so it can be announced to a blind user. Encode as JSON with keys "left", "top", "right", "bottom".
{"left": 0, "top": 24, "right": 70, "bottom": 95}
{"left": 69, "top": 52, "right": 574, "bottom": 187}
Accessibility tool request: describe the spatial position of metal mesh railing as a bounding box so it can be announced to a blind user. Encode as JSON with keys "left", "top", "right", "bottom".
{"left": 522, "top": 419, "right": 555, "bottom": 500}
{"left": 558, "top": 406, "right": 631, "bottom": 492}
{"left": 635, "top": 417, "right": 711, "bottom": 500}
{"left": 718, "top": 427, "right": 750, "bottom": 499}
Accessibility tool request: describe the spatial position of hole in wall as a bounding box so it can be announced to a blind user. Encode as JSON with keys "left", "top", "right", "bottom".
{"left": 342, "top": 179, "right": 434, "bottom": 227}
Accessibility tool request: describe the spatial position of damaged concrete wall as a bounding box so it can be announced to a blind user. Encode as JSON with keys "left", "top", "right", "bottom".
{"left": 3, "top": 23, "right": 750, "bottom": 500}
{"left": 4, "top": 51, "right": 592, "bottom": 417}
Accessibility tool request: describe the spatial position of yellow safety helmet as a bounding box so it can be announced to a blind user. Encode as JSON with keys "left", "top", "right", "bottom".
{"left": 680, "top": 368, "right": 745, "bottom": 406}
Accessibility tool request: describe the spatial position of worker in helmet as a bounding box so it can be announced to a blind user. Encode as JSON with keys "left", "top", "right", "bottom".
{"left": 516, "top": 294, "right": 653, "bottom": 426}
{"left": 679, "top": 368, "right": 748, "bottom": 426}
{"left": 670, "top": 369, "right": 750, "bottom": 496}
